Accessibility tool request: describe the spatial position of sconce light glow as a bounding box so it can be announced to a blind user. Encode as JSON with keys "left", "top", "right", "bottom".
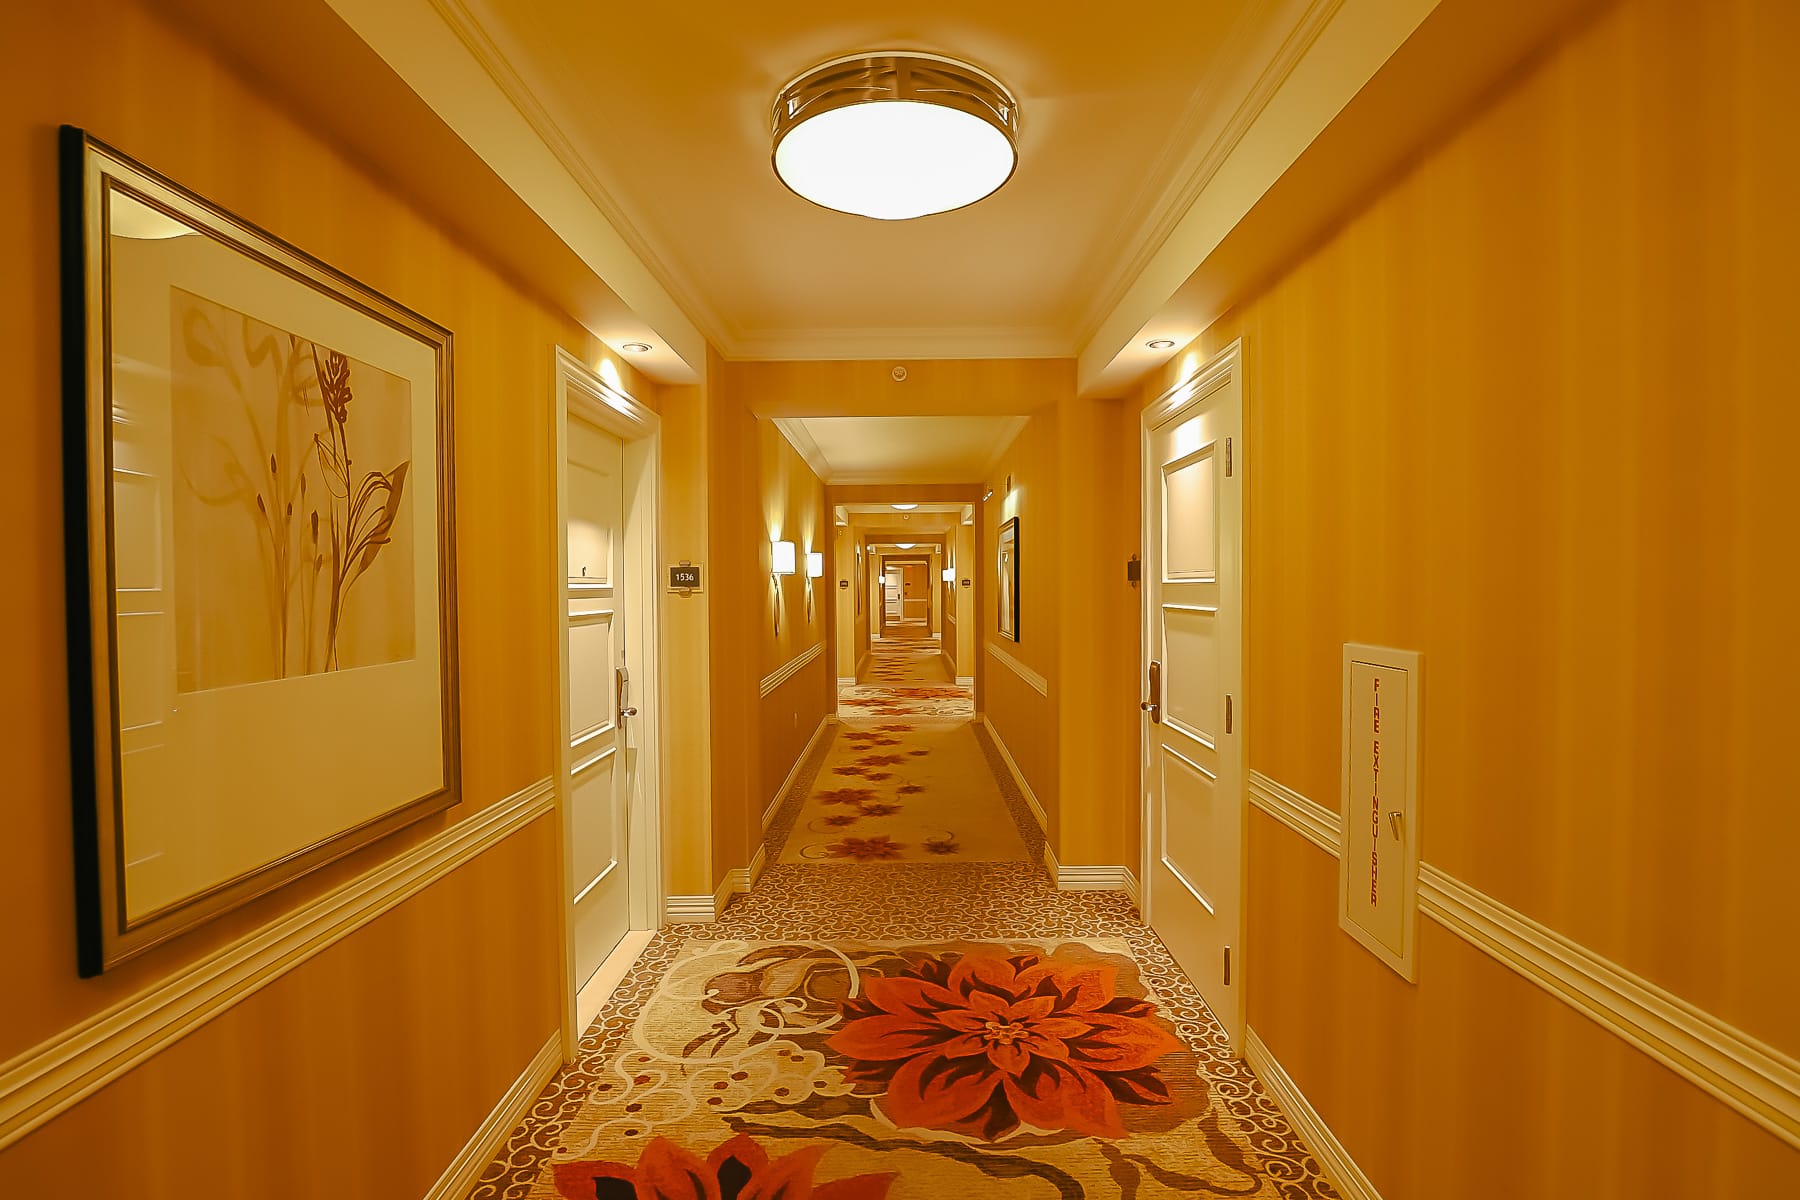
{"left": 806, "top": 551, "right": 824, "bottom": 579}
{"left": 772, "top": 540, "right": 797, "bottom": 576}
{"left": 942, "top": 567, "right": 955, "bottom": 582}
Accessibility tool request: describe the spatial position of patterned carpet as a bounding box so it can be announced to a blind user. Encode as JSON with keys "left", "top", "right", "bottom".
{"left": 779, "top": 719, "right": 1030, "bottom": 864}
{"left": 465, "top": 650, "right": 1340, "bottom": 1199}
{"left": 839, "top": 637, "right": 974, "bottom": 721}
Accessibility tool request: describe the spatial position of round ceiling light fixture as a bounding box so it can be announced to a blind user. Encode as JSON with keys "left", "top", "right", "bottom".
{"left": 621, "top": 341, "right": 653, "bottom": 354}
{"left": 1145, "top": 338, "right": 1177, "bottom": 351}
{"left": 891, "top": 503, "right": 919, "bottom": 510}
{"left": 772, "top": 52, "right": 1020, "bottom": 221}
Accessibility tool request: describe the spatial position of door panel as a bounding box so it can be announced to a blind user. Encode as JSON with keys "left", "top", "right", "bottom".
{"left": 567, "top": 613, "right": 615, "bottom": 738}
{"left": 1163, "top": 450, "right": 1217, "bottom": 580}
{"left": 1144, "top": 358, "right": 1243, "bottom": 1048}
{"left": 570, "top": 755, "right": 617, "bottom": 888}
{"left": 1163, "top": 609, "right": 1218, "bottom": 736}
{"left": 1161, "top": 751, "right": 1219, "bottom": 912}
{"left": 566, "top": 419, "right": 630, "bottom": 993}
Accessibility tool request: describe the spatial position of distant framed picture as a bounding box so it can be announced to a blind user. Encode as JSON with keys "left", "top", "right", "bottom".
{"left": 997, "top": 516, "right": 1020, "bottom": 641}
{"left": 59, "top": 128, "right": 460, "bottom": 974}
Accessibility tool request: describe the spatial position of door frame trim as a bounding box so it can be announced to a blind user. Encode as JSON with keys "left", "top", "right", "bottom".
{"left": 552, "top": 347, "right": 664, "bottom": 1060}
{"left": 1138, "top": 338, "right": 1246, "bottom": 1049}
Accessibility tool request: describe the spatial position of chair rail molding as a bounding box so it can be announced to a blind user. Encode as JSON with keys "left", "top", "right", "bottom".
{"left": 1249, "top": 770, "right": 1339, "bottom": 855}
{"left": 1249, "top": 770, "right": 1800, "bottom": 1151}
{"left": 0, "top": 777, "right": 555, "bottom": 1152}
{"left": 986, "top": 641, "right": 1049, "bottom": 696}
{"left": 759, "top": 641, "right": 823, "bottom": 698}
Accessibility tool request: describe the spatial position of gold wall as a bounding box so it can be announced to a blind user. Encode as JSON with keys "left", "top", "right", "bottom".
{"left": 1128, "top": 0, "right": 1799, "bottom": 1189}
{"left": 756, "top": 417, "right": 830, "bottom": 830}
{"left": 980, "top": 408, "right": 1061, "bottom": 840}
{"left": 0, "top": 0, "right": 652, "bottom": 1191}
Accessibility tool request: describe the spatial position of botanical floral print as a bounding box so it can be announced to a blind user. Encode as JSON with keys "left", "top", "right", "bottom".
{"left": 923, "top": 836, "right": 960, "bottom": 855}
{"left": 827, "top": 949, "right": 1183, "bottom": 1141}
{"left": 553, "top": 1133, "right": 894, "bottom": 1200}
{"left": 825, "top": 835, "right": 906, "bottom": 861}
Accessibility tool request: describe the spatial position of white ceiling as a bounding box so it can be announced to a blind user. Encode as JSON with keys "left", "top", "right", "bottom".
{"left": 777, "top": 415, "right": 1025, "bottom": 484}
{"left": 326, "top": 0, "right": 1480, "bottom": 391}
{"left": 442, "top": 0, "right": 1291, "bottom": 361}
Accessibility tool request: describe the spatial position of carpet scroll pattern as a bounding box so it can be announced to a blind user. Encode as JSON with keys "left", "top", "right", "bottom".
{"left": 466, "top": 633, "right": 1339, "bottom": 1198}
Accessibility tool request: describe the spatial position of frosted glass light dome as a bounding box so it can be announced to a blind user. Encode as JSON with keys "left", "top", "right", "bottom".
{"left": 772, "top": 54, "right": 1019, "bottom": 221}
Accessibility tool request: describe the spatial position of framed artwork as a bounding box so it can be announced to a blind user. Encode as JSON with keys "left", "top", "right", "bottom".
{"left": 997, "top": 516, "right": 1020, "bottom": 641}
{"left": 59, "top": 129, "right": 460, "bottom": 974}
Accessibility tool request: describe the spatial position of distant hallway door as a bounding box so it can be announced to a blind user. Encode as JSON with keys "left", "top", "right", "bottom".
{"left": 1142, "top": 343, "right": 1245, "bottom": 1048}
{"left": 565, "top": 416, "right": 631, "bottom": 994}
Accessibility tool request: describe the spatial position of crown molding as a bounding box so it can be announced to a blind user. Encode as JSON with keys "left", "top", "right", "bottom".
{"left": 981, "top": 415, "right": 1032, "bottom": 479}
{"left": 421, "top": 0, "right": 738, "bottom": 350}
{"left": 1069, "top": 0, "right": 1345, "bottom": 352}
{"left": 727, "top": 326, "right": 1074, "bottom": 362}
{"left": 771, "top": 418, "right": 832, "bottom": 482}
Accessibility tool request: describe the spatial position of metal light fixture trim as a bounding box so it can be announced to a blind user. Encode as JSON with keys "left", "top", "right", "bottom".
{"left": 772, "top": 52, "right": 1021, "bottom": 220}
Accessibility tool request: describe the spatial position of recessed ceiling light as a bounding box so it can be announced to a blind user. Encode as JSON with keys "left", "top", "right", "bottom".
{"left": 621, "top": 342, "right": 652, "bottom": 354}
{"left": 772, "top": 53, "right": 1019, "bottom": 221}
{"left": 891, "top": 503, "right": 919, "bottom": 510}
{"left": 897, "top": 543, "right": 916, "bottom": 549}
{"left": 1145, "top": 339, "right": 1177, "bottom": 351}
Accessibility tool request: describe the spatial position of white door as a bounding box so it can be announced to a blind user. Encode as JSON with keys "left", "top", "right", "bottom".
{"left": 565, "top": 417, "right": 631, "bottom": 991}
{"left": 1143, "top": 359, "right": 1244, "bottom": 1045}
{"left": 884, "top": 567, "right": 904, "bottom": 623}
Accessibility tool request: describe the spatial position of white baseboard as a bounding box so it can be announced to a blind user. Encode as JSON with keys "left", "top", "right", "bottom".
{"left": 664, "top": 894, "right": 717, "bottom": 924}
{"left": 1042, "top": 842, "right": 1136, "bottom": 894}
{"left": 980, "top": 715, "right": 1048, "bottom": 833}
{"left": 763, "top": 715, "right": 832, "bottom": 831}
{"left": 424, "top": 1032, "right": 563, "bottom": 1200}
{"left": 837, "top": 676, "right": 856, "bottom": 688}
{"left": 956, "top": 676, "right": 975, "bottom": 688}
{"left": 1245, "top": 1027, "right": 1382, "bottom": 1200}
{"left": 0, "top": 778, "right": 555, "bottom": 1153}
{"left": 1123, "top": 867, "right": 1141, "bottom": 910}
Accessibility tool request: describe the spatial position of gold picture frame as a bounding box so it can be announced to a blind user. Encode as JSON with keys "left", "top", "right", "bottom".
{"left": 997, "top": 516, "right": 1020, "bottom": 641}
{"left": 59, "top": 128, "right": 460, "bottom": 974}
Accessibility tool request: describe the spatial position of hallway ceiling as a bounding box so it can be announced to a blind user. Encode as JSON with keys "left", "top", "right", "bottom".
{"left": 777, "top": 415, "right": 1025, "bottom": 485}
{"left": 441, "top": 0, "right": 1281, "bottom": 361}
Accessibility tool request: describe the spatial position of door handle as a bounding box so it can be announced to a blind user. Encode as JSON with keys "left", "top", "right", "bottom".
{"left": 1141, "top": 660, "right": 1162, "bottom": 724}
{"left": 616, "top": 666, "right": 638, "bottom": 720}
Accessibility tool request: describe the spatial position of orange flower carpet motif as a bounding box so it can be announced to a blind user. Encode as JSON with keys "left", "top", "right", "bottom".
{"left": 535, "top": 940, "right": 1307, "bottom": 1198}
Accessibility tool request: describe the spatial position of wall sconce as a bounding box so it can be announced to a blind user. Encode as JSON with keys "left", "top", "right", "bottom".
{"left": 942, "top": 567, "right": 955, "bottom": 582}
{"left": 806, "top": 551, "right": 824, "bottom": 579}
{"left": 772, "top": 540, "right": 796, "bottom": 576}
